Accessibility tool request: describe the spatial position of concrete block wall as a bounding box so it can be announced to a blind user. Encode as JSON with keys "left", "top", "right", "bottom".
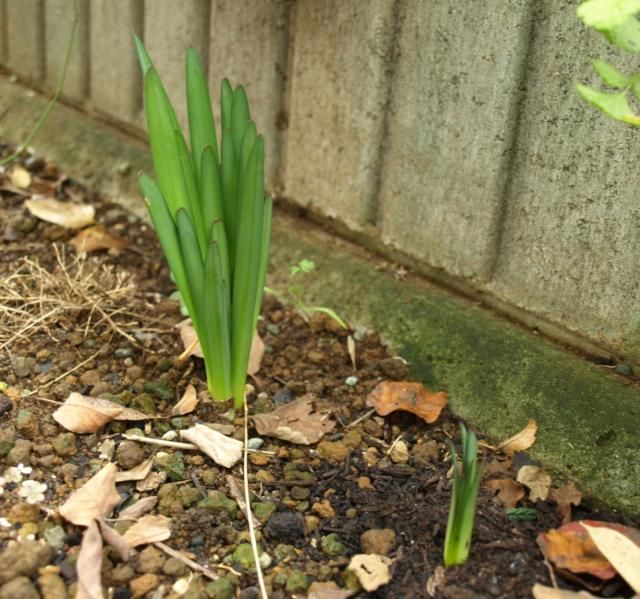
{"left": 1, "top": 0, "right": 639, "bottom": 364}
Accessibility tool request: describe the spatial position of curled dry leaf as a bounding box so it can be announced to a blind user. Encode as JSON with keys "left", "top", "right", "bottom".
{"left": 537, "top": 520, "right": 640, "bottom": 581}
{"left": 122, "top": 514, "right": 172, "bottom": 547}
{"left": 366, "top": 381, "right": 447, "bottom": 424}
{"left": 497, "top": 419, "right": 537, "bottom": 455}
{"left": 347, "top": 554, "right": 392, "bottom": 592}
{"left": 24, "top": 197, "right": 95, "bottom": 229}
{"left": 9, "top": 165, "right": 32, "bottom": 189}
{"left": 516, "top": 465, "right": 551, "bottom": 501}
{"left": 583, "top": 523, "right": 640, "bottom": 592}
{"left": 347, "top": 335, "right": 356, "bottom": 370}
{"left": 76, "top": 520, "right": 104, "bottom": 599}
{"left": 118, "top": 496, "right": 158, "bottom": 520}
{"left": 532, "top": 584, "right": 602, "bottom": 598}
{"left": 484, "top": 478, "right": 526, "bottom": 509}
{"left": 308, "top": 582, "right": 355, "bottom": 599}
{"left": 252, "top": 395, "right": 335, "bottom": 445}
{"left": 53, "top": 392, "right": 151, "bottom": 433}
{"left": 115, "top": 456, "right": 154, "bottom": 482}
{"left": 70, "top": 224, "right": 128, "bottom": 253}
{"left": 171, "top": 384, "right": 199, "bottom": 416}
{"left": 59, "top": 463, "right": 120, "bottom": 527}
{"left": 97, "top": 519, "right": 131, "bottom": 562}
{"left": 180, "top": 423, "right": 243, "bottom": 468}
{"left": 549, "top": 482, "right": 582, "bottom": 524}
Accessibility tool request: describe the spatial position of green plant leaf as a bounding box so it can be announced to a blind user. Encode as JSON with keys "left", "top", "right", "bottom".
{"left": 592, "top": 58, "right": 629, "bottom": 87}
{"left": 577, "top": 0, "right": 640, "bottom": 30}
{"left": 254, "top": 197, "right": 273, "bottom": 326}
{"left": 186, "top": 48, "right": 219, "bottom": 179}
{"left": 133, "top": 33, "right": 153, "bottom": 74}
{"left": 176, "top": 208, "right": 205, "bottom": 323}
{"left": 603, "top": 16, "right": 640, "bottom": 52}
{"left": 200, "top": 145, "right": 224, "bottom": 233}
{"left": 575, "top": 83, "right": 636, "bottom": 121}
{"left": 231, "top": 86, "right": 251, "bottom": 156}
{"left": 220, "top": 79, "right": 233, "bottom": 134}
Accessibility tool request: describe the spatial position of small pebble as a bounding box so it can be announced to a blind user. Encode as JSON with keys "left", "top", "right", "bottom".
{"left": 345, "top": 376, "right": 358, "bottom": 386}
{"left": 247, "top": 438, "right": 264, "bottom": 450}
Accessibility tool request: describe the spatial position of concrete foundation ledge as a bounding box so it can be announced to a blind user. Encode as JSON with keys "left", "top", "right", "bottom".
{"left": 0, "top": 77, "right": 638, "bottom": 516}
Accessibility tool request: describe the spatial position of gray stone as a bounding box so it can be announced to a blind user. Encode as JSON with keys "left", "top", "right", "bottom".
{"left": 5, "top": 439, "right": 32, "bottom": 466}
{"left": 0, "top": 426, "right": 16, "bottom": 457}
{"left": 0, "top": 577, "right": 39, "bottom": 599}
{"left": 0, "top": 540, "right": 53, "bottom": 585}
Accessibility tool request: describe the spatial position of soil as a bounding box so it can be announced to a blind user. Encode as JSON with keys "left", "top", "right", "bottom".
{"left": 0, "top": 144, "right": 638, "bottom": 599}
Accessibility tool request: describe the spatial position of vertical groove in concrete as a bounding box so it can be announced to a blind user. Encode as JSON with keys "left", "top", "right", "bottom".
{"left": 6, "top": 0, "right": 44, "bottom": 84}
{"left": 368, "top": 0, "right": 403, "bottom": 230}
{"left": 485, "top": 3, "right": 538, "bottom": 281}
{"left": 0, "top": 0, "right": 6, "bottom": 64}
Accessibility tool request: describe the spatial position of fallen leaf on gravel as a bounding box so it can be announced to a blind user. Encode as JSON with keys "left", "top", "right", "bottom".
{"left": 248, "top": 332, "right": 265, "bottom": 376}
{"left": 252, "top": 395, "right": 335, "bottom": 445}
{"left": 532, "top": 584, "right": 603, "bottom": 598}
{"left": 347, "top": 335, "right": 356, "bottom": 369}
{"left": 53, "top": 392, "right": 151, "bottom": 433}
{"left": 583, "top": 523, "right": 640, "bottom": 592}
{"left": 76, "top": 520, "right": 104, "bottom": 599}
{"left": 24, "top": 197, "right": 95, "bottom": 229}
{"left": 537, "top": 520, "right": 640, "bottom": 580}
{"left": 366, "top": 381, "right": 447, "bottom": 424}
{"left": 180, "top": 423, "right": 243, "bottom": 468}
{"left": 347, "top": 554, "right": 392, "bottom": 592}
{"left": 59, "top": 463, "right": 120, "bottom": 526}
{"left": 69, "top": 224, "right": 128, "bottom": 253}
{"left": 497, "top": 419, "right": 537, "bottom": 455}
{"left": 484, "top": 478, "right": 525, "bottom": 509}
{"left": 136, "top": 470, "right": 166, "bottom": 492}
{"left": 115, "top": 456, "right": 154, "bottom": 482}
{"left": 118, "top": 496, "right": 158, "bottom": 520}
{"left": 171, "top": 384, "right": 198, "bottom": 416}
{"left": 549, "top": 482, "right": 582, "bottom": 524}
{"left": 122, "top": 514, "right": 172, "bottom": 547}
{"left": 484, "top": 456, "right": 513, "bottom": 477}
{"left": 9, "top": 165, "right": 31, "bottom": 188}
{"left": 516, "top": 465, "right": 551, "bottom": 501}
{"left": 308, "top": 581, "right": 355, "bottom": 599}
{"left": 98, "top": 519, "right": 131, "bottom": 562}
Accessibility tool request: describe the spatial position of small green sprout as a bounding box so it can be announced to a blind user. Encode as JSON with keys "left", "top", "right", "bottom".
{"left": 444, "top": 423, "right": 482, "bottom": 567}
{"left": 134, "top": 36, "right": 272, "bottom": 408}
{"left": 266, "top": 259, "right": 348, "bottom": 329}
{"left": 505, "top": 507, "right": 538, "bottom": 522}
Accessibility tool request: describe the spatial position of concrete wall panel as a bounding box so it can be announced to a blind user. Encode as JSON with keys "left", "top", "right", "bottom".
{"left": 143, "top": 0, "right": 209, "bottom": 135}
{"left": 6, "top": 0, "right": 44, "bottom": 83}
{"left": 0, "top": 0, "right": 6, "bottom": 64}
{"left": 489, "top": 1, "right": 640, "bottom": 360}
{"left": 281, "top": 0, "right": 395, "bottom": 228}
{"left": 89, "top": 0, "right": 143, "bottom": 123}
{"left": 378, "top": 0, "right": 533, "bottom": 281}
{"left": 45, "top": 0, "right": 90, "bottom": 102}
{"left": 208, "top": 0, "right": 289, "bottom": 190}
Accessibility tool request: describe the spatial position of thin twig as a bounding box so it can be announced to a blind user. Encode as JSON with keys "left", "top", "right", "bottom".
{"left": 122, "top": 434, "right": 196, "bottom": 450}
{"left": 154, "top": 542, "right": 223, "bottom": 581}
{"left": 244, "top": 391, "right": 268, "bottom": 599}
{"left": 227, "top": 474, "right": 260, "bottom": 529}
{"left": 346, "top": 408, "right": 375, "bottom": 428}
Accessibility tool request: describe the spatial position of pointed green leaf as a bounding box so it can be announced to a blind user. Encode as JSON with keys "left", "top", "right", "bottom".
{"left": 603, "top": 16, "right": 640, "bottom": 52}
{"left": 200, "top": 145, "right": 224, "bottom": 232}
{"left": 592, "top": 59, "right": 629, "bottom": 88}
{"left": 133, "top": 33, "right": 153, "bottom": 74}
{"left": 576, "top": 83, "right": 636, "bottom": 121}
{"left": 230, "top": 85, "right": 251, "bottom": 156}
{"left": 138, "top": 175, "right": 196, "bottom": 321}
{"left": 220, "top": 79, "right": 233, "bottom": 134}
{"left": 210, "top": 219, "right": 230, "bottom": 302}
{"left": 176, "top": 208, "right": 205, "bottom": 322}
{"left": 221, "top": 128, "right": 237, "bottom": 256}
{"left": 186, "top": 48, "right": 219, "bottom": 183}
{"left": 254, "top": 197, "right": 272, "bottom": 326}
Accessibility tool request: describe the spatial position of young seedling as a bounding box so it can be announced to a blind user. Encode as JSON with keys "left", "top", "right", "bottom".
{"left": 444, "top": 423, "right": 482, "bottom": 566}
{"left": 265, "top": 259, "right": 348, "bottom": 329}
{"left": 134, "top": 36, "right": 272, "bottom": 408}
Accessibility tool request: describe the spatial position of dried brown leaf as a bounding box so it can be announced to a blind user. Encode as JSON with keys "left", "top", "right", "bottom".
{"left": 484, "top": 478, "right": 526, "bottom": 509}
{"left": 59, "top": 463, "right": 120, "bottom": 526}
{"left": 532, "top": 585, "right": 602, "bottom": 598}
{"left": 115, "top": 456, "right": 154, "bottom": 482}
{"left": 24, "top": 197, "right": 95, "bottom": 229}
{"left": 97, "top": 519, "right": 131, "bottom": 562}
{"left": 248, "top": 333, "right": 265, "bottom": 376}
{"left": 118, "top": 496, "right": 158, "bottom": 520}
{"left": 516, "top": 465, "right": 551, "bottom": 501}
{"left": 179, "top": 423, "right": 243, "bottom": 468}
{"left": 497, "top": 419, "right": 537, "bottom": 455}
{"left": 122, "top": 514, "right": 172, "bottom": 547}
{"left": 171, "top": 384, "right": 199, "bottom": 416}
{"left": 537, "top": 520, "right": 640, "bottom": 580}
{"left": 52, "top": 392, "right": 151, "bottom": 433}
{"left": 308, "top": 581, "right": 355, "bottom": 599}
{"left": 76, "top": 520, "right": 104, "bottom": 599}
{"left": 136, "top": 471, "right": 166, "bottom": 493}
{"left": 347, "top": 554, "right": 392, "bottom": 592}
{"left": 69, "top": 224, "right": 128, "bottom": 253}
{"left": 549, "top": 482, "right": 582, "bottom": 524}
{"left": 366, "top": 381, "right": 447, "bottom": 424}
{"left": 347, "top": 335, "right": 356, "bottom": 370}
{"left": 252, "top": 395, "right": 335, "bottom": 445}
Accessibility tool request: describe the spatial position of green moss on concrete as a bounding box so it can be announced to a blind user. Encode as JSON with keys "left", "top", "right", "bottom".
{"left": 269, "top": 217, "right": 640, "bottom": 516}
